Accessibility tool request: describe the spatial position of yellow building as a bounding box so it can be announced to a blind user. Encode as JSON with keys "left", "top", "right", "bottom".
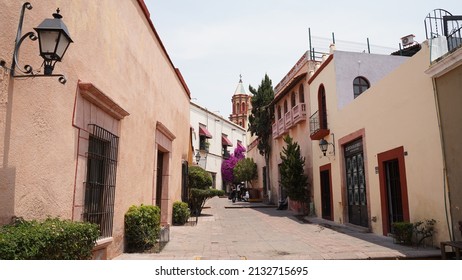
{"left": 308, "top": 42, "right": 449, "bottom": 243}
{"left": 0, "top": 1, "right": 191, "bottom": 259}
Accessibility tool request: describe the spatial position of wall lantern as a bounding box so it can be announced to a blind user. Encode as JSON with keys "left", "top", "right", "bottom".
{"left": 195, "top": 151, "right": 201, "bottom": 164}
{"left": 0, "top": 2, "right": 73, "bottom": 84}
{"left": 319, "top": 137, "right": 335, "bottom": 157}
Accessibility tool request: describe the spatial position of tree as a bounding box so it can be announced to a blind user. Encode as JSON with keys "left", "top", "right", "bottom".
{"left": 234, "top": 158, "right": 258, "bottom": 188}
{"left": 188, "top": 166, "right": 224, "bottom": 215}
{"left": 221, "top": 145, "right": 246, "bottom": 184}
{"left": 279, "top": 135, "right": 308, "bottom": 203}
{"left": 248, "top": 74, "right": 274, "bottom": 197}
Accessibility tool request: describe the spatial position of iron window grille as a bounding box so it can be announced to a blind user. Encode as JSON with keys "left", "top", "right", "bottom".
{"left": 83, "top": 124, "right": 119, "bottom": 238}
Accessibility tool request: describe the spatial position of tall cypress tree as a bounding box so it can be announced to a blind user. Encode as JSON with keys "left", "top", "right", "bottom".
{"left": 248, "top": 74, "right": 274, "bottom": 197}
{"left": 280, "top": 135, "right": 308, "bottom": 203}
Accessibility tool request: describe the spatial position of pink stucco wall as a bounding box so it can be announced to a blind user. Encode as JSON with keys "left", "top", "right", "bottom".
{"left": 0, "top": 0, "right": 190, "bottom": 258}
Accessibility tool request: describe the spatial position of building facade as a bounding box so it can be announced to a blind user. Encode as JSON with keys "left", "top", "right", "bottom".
{"left": 308, "top": 43, "right": 449, "bottom": 243}
{"left": 0, "top": 0, "right": 190, "bottom": 259}
{"left": 425, "top": 25, "right": 462, "bottom": 241}
{"left": 269, "top": 52, "right": 314, "bottom": 210}
{"left": 191, "top": 102, "right": 247, "bottom": 192}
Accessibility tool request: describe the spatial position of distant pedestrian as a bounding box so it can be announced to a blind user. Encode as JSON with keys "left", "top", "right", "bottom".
{"left": 242, "top": 190, "right": 250, "bottom": 202}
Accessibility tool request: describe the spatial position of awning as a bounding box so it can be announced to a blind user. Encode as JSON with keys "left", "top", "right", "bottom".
{"left": 199, "top": 126, "right": 213, "bottom": 138}
{"left": 222, "top": 135, "right": 233, "bottom": 146}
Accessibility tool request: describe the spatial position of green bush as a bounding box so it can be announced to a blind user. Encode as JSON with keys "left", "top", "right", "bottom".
{"left": 0, "top": 217, "right": 99, "bottom": 260}
{"left": 188, "top": 165, "right": 212, "bottom": 189}
{"left": 124, "top": 204, "right": 160, "bottom": 252}
{"left": 391, "top": 222, "right": 414, "bottom": 244}
{"left": 172, "top": 201, "right": 190, "bottom": 225}
{"left": 189, "top": 188, "right": 225, "bottom": 216}
{"left": 187, "top": 165, "right": 224, "bottom": 216}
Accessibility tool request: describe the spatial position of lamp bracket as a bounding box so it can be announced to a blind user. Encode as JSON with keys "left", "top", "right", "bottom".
{"left": 4, "top": 2, "right": 67, "bottom": 84}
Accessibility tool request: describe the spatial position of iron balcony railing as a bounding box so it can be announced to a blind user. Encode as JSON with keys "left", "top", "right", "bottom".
{"left": 447, "top": 26, "right": 462, "bottom": 52}
{"left": 309, "top": 110, "right": 320, "bottom": 135}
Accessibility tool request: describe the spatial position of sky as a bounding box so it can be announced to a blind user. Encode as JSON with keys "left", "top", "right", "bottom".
{"left": 145, "top": 0, "right": 460, "bottom": 119}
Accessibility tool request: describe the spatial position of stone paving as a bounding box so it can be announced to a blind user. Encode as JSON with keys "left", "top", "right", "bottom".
{"left": 115, "top": 197, "right": 441, "bottom": 260}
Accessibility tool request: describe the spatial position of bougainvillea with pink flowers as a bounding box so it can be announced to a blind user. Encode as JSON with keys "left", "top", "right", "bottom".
{"left": 221, "top": 145, "right": 246, "bottom": 184}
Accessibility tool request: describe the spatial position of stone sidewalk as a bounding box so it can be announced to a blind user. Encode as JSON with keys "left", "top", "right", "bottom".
{"left": 115, "top": 197, "right": 441, "bottom": 260}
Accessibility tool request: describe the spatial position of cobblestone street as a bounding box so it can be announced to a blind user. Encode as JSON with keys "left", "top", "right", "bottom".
{"left": 116, "top": 197, "right": 440, "bottom": 260}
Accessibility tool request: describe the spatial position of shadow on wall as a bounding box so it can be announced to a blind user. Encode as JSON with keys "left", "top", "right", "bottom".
{"left": 0, "top": 73, "right": 16, "bottom": 225}
{"left": 0, "top": 167, "right": 16, "bottom": 224}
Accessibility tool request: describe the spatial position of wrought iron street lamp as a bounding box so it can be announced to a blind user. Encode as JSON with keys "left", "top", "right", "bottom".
{"left": 319, "top": 136, "right": 335, "bottom": 157}
{"left": 34, "top": 8, "right": 73, "bottom": 75}
{"left": 0, "top": 2, "right": 73, "bottom": 84}
{"left": 195, "top": 151, "right": 201, "bottom": 164}
{"left": 319, "top": 139, "right": 329, "bottom": 156}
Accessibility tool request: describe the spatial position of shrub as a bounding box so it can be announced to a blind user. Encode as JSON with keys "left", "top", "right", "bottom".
{"left": 188, "top": 165, "right": 212, "bottom": 189}
{"left": 124, "top": 204, "right": 160, "bottom": 252}
{"left": 188, "top": 165, "right": 224, "bottom": 216}
{"left": 280, "top": 135, "right": 309, "bottom": 203}
{"left": 189, "top": 188, "right": 225, "bottom": 216}
{"left": 391, "top": 222, "right": 413, "bottom": 244}
{"left": 0, "top": 217, "right": 99, "bottom": 260}
{"left": 172, "top": 201, "right": 190, "bottom": 225}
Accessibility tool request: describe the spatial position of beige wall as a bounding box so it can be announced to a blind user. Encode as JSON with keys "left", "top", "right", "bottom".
{"left": 434, "top": 62, "right": 462, "bottom": 240}
{"left": 0, "top": 0, "right": 190, "bottom": 258}
{"left": 309, "top": 43, "right": 449, "bottom": 243}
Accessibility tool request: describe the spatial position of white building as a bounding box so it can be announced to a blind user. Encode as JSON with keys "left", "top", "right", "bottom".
{"left": 190, "top": 102, "right": 247, "bottom": 191}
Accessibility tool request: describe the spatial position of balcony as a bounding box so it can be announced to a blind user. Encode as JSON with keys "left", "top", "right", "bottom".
{"left": 272, "top": 104, "right": 308, "bottom": 139}
{"left": 309, "top": 110, "right": 330, "bottom": 140}
{"left": 285, "top": 111, "right": 293, "bottom": 128}
{"left": 292, "top": 103, "right": 307, "bottom": 125}
{"left": 278, "top": 118, "right": 285, "bottom": 136}
{"left": 272, "top": 122, "right": 278, "bottom": 139}
{"left": 448, "top": 26, "right": 462, "bottom": 52}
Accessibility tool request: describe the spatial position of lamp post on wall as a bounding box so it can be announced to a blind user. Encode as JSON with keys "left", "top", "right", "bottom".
{"left": 195, "top": 150, "right": 201, "bottom": 165}
{"left": 0, "top": 2, "right": 73, "bottom": 84}
{"left": 319, "top": 135, "right": 336, "bottom": 157}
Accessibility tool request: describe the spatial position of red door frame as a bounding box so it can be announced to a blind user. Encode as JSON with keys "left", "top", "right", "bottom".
{"left": 378, "top": 146, "right": 410, "bottom": 236}
{"left": 320, "top": 163, "right": 334, "bottom": 221}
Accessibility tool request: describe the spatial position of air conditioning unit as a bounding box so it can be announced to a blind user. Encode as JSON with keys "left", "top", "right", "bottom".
{"left": 401, "top": 34, "right": 415, "bottom": 47}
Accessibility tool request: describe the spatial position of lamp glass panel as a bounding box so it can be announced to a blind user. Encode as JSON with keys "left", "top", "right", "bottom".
{"left": 55, "top": 33, "right": 71, "bottom": 60}
{"left": 319, "top": 140, "right": 328, "bottom": 153}
{"left": 38, "top": 30, "right": 60, "bottom": 60}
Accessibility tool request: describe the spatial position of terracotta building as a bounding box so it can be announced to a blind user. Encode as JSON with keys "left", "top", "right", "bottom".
{"left": 0, "top": 0, "right": 191, "bottom": 259}
{"left": 229, "top": 76, "right": 251, "bottom": 129}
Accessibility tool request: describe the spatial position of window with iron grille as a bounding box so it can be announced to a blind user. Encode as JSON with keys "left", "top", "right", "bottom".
{"left": 83, "top": 124, "right": 119, "bottom": 238}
